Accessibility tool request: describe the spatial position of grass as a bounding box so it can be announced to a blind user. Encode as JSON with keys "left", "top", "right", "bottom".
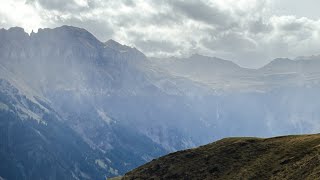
{"left": 122, "top": 134, "right": 320, "bottom": 180}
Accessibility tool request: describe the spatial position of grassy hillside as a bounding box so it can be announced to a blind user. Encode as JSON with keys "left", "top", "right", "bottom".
{"left": 123, "top": 134, "right": 320, "bottom": 180}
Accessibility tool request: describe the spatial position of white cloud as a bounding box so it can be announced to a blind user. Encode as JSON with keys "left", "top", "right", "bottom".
{"left": 0, "top": 0, "right": 43, "bottom": 32}
{"left": 0, "top": 0, "right": 320, "bottom": 68}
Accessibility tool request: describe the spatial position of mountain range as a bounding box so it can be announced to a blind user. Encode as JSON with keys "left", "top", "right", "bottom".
{"left": 1, "top": 25, "right": 320, "bottom": 179}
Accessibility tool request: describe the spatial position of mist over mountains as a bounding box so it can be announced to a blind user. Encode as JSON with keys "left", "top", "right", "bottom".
{"left": 1, "top": 26, "right": 320, "bottom": 179}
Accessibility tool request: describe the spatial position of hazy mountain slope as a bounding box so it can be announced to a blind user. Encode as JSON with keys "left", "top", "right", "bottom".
{"left": 0, "top": 26, "right": 221, "bottom": 153}
{"left": 151, "top": 53, "right": 320, "bottom": 138}
{"left": 123, "top": 134, "right": 320, "bottom": 180}
{"left": 0, "top": 79, "right": 112, "bottom": 179}
{"left": 0, "top": 26, "right": 215, "bottom": 178}
{"left": 151, "top": 54, "right": 244, "bottom": 79}
{"left": 152, "top": 54, "right": 320, "bottom": 92}
{"left": 151, "top": 54, "right": 261, "bottom": 92}
{"left": 0, "top": 26, "right": 170, "bottom": 178}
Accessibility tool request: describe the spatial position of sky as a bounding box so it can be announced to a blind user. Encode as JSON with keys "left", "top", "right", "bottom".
{"left": 0, "top": 0, "right": 320, "bottom": 68}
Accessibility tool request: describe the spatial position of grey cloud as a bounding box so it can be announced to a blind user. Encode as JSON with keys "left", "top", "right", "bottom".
{"left": 26, "top": 0, "right": 88, "bottom": 12}
{"left": 107, "top": 6, "right": 181, "bottom": 28}
{"left": 202, "top": 32, "right": 257, "bottom": 52}
{"left": 249, "top": 19, "right": 273, "bottom": 34}
{"left": 272, "top": 17, "right": 315, "bottom": 42}
{"left": 111, "top": 14, "right": 139, "bottom": 28}
{"left": 123, "top": 0, "right": 135, "bottom": 7}
{"left": 169, "top": 0, "right": 235, "bottom": 28}
{"left": 134, "top": 39, "right": 180, "bottom": 54}
{"left": 280, "top": 21, "right": 305, "bottom": 31}
{"left": 148, "top": 12, "right": 183, "bottom": 26}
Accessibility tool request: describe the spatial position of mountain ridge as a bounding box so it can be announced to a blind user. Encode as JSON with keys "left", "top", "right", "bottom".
{"left": 3, "top": 25, "right": 319, "bottom": 70}
{"left": 123, "top": 134, "right": 320, "bottom": 180}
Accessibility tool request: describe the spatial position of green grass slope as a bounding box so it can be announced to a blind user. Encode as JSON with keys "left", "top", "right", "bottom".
{"left": 123, "top": 134, "right": 320, "bottom": 180}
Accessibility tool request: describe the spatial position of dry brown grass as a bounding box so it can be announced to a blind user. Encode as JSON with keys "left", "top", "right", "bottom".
{"left": 123, "top": 134, "right": 320, "bottom": 180}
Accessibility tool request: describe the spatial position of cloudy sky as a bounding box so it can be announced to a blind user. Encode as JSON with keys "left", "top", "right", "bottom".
{"left": 1, "top": 0, "right": 320, "bottom": 68}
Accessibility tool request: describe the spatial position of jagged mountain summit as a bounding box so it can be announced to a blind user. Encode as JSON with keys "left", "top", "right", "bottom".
{"left": 1, "top": 25, "right": 320, "bottom": 179}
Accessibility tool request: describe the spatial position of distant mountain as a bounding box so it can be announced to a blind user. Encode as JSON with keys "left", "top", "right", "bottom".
{"left": 0, "top": 26, "right": 216, "bottom": 179}
{"left": 0, "top": 26, "right": 169, "bottom": 179}
{"left": 1, "top": 25, "right": 320, "bottom": 179}
{"left": 153, "top": 54, "right": 320, "bottom": 91}
{"left": 151, "top": 54, "right": 246, "bottom": 80}
{"left": 123, "top": 134, "right": 320, "bottom": 180}
{"left": 260, "top": 57, "right": 320, "bottom": 74}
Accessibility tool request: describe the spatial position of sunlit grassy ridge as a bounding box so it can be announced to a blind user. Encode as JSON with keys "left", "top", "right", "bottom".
{"left": 123, "top": 134, "right": 320, "bottom": 180}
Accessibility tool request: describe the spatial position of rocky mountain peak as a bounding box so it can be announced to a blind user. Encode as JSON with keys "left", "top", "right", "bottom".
{"left": 0, "top": 27, "right": 29, "bottom": 41}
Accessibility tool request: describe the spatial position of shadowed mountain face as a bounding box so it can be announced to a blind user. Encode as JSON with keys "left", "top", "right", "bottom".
{"left": 0, "top": 79, "right": 110, "bottom": 180}
{"left": 1, "top": 26, "right": 320, "bottom": 179}
{"left": 123, "top": 134, "right": 320, "bottom": 180}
